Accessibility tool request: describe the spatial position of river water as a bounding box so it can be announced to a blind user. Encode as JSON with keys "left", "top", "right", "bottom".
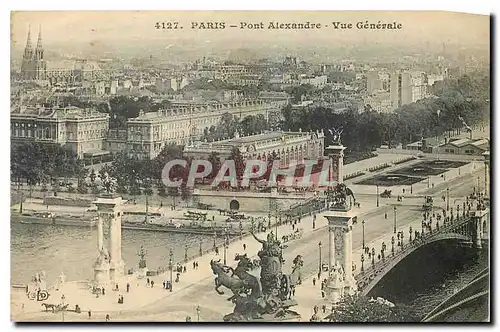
{"left": 11, "top": 221, "right": 219, "bottom": 285}
{"left": 368, "top": 240, "right": 489, "bottom": 320}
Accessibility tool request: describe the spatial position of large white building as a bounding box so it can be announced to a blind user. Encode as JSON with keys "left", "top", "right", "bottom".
{"left": 105, "top": 99, "right": 287, "bottom": 160}
{"left": 11, "top": 104, "right": 110, "bottom": 158}
{"left": 184, "top": 130, "right": 325, "bottom": 167}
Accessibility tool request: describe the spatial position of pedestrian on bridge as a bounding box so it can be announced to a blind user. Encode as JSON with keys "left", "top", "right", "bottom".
{"left": 312, "top": 277, "right": 316, "bottom": 286}
{"left": 243, "top": 243, "right": 247, "bottom": 251}
{"left": 385, "top": 212, "right": 388, "bottom": 220}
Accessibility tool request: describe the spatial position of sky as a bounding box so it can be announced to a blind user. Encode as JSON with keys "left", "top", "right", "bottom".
{"left": 11, "top": 11, "right": 490, "bottom": 52}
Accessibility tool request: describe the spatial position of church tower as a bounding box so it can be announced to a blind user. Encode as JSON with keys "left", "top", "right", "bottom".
{"left": 33, "top": 25, "right": 46, "bottom": 81}
{"left": 20, "top": 25, "right": 34, "bottom": 80}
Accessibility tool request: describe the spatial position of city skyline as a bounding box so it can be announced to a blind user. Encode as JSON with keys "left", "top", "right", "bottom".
{"left": 11, "top": 11, "right": 490, "bottom": 54}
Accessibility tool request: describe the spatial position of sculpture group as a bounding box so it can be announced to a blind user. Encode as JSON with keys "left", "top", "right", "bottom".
{"left": 210, "top": 231, "right": 303, "bottom": 321}
{"left": 326, "top": 183, "right": 356, "bottom": 211}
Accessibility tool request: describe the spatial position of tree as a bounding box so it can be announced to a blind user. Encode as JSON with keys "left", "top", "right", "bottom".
{"left": 325, "top": 295, "right": 418, "bottom": 322}
{"left": 228, "top": 147, "right": 245, "bottom": 187}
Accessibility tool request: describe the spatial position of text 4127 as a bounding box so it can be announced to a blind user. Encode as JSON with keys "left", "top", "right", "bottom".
{"left": 155, "top": 22, "right": 180, "bottom": 29}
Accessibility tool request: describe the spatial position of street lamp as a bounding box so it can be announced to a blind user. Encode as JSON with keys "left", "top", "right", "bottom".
{"left": 401, "top": 232, "right": 404, "bottom": 249}
{"left": 60, "top": 294, "right": 66, "bottom": 322}
{"left": 360, "top": 254, "right": 364, "bottom": 273}
{"left": 318, "top": 242, "right": 322, "bottom": 276}
{"left": 376, "top": 184, "right": 379, "bottom": 207}
{"left": 169, "top": 248, "right": 173, "bottom": 292}
{"left": 184, "top": 244, "right": 188, "bottom": 263}
{"left": 199, "top": 239, "right": 203, "bottom": 257}
{"left": 362, "top": 220, "right": 366, "bottom": 250}
{"left": 391, "top": 236, "right": 395, "bottom": 256}
{"left": 213, "top": 230, "right": 217, "bottom": 251}
{"left": 196, "top": 305, "right": 200, "bottom": 322}
{"left": 239, "top": 220, "right": 243, "bottom": 241}
{"left": 446, "top": 188, "right": 450, "bottom": 211}
{"left": 268, "top": 212, "right": 271, "bottom": 229}
{"left": 409, "top": 226, "right": 413, "bottom": 242}
{"left": 371, "top": 247, "right": 375, "bottom": 267}
{"left": 393, "top": 206, "right": 397, "bottom": 234}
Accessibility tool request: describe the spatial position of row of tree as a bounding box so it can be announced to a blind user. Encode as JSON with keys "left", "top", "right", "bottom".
{"left": 201, "top": 113, "right": 271, "bottom": 142}
{"left": 281, "top": 73, "right": 490, "bottom": 153}
{"left": 11, "top": 142, "right": 86, "bottom": 189}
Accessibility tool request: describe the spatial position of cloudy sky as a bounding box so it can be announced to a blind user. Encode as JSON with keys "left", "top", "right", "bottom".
{"left": 11, "top": 11, "right": 490, "bottom": 51}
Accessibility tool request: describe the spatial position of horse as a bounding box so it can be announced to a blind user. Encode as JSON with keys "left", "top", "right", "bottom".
{"left": 210, "top": 259, "right": 247, "bottom": 301}
{"left": 41, "top": 303, "right": 57, "bottom": 312}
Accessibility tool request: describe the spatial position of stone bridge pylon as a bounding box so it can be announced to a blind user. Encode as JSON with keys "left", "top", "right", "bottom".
{"left": 92, "top": 194, "right": 126, "bottom": 288}
{"left": 321, "top": 143, "right": 359, "bottom": 303}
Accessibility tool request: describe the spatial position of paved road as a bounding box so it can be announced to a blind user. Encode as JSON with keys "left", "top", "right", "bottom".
{"left": 16, "top": 167, "right": 485, "bottom": 322}
{"left": 58, "top": 168, "right": 484, "bottom": 322}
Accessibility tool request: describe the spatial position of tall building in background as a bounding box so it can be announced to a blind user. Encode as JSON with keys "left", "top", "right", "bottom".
{"left": 390, "top": 71, "right": 412, "bottom": 111}
{"left": 366, "top": 70, "right": 381, "bottom": 94}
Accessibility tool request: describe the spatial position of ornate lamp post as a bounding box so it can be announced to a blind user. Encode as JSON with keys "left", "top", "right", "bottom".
{"left": 196, "top": 305, "right": 200, "bottom": 322}
{"left": 393, "top": 206, "right": 397, "bottom": 234}
{"left": 239, "top": 220, "right": 243, "bottom": 240}
{"left": 318, "top": 242, "right": 322, "bottom": 276}
{"left": 360, "top": 254, "right": 364, "bottom": 273}
{"left": 391, "top": 236, "right": 395, "bottom": 256}
{"left": 376, "top": 184, "right": 379, "bottom": 207}
{"left": 184, "top": 243, "right": 188, "bottom": 263}
{"left": 223, "top": 228, "right": 229, "bottom": 266}
{"left": 199, "top": 239, "right": 203, "bottom": 257}
{"left": 371, "top": 247, "right": 375, "bottom": 267}
{"left": 213, "top": 230, "right": 217, "bottom": 251}
{"left": 169, "top": 248, "right": 173, "bottom": 292}
{"left": 60, "top": 294, "right": 66, "bottom": 322}
{"left": 362, "top": 220, "right": 366, "bottom": 250}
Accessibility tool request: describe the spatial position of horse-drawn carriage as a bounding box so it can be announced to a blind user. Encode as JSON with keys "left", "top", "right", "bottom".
{"left": 422, "top": 196, "right": 434, "bottom": 212}
{"left": 380, "top": 190, "right": 392, "bottom": 198}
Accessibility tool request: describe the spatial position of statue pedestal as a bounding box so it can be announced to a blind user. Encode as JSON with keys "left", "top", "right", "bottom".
{"left": 92, "top": 196, "right": 126, "bottom": 285}
{"left": 93, "top": 262, "right": 110, "bottom": 288}
{"left": 109, "top": 260, "right": 125, "bottom": 282}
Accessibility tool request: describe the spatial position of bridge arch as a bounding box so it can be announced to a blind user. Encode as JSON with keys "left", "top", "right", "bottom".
{"left": 358, "top": 233, "right": 472, "bottom": 297}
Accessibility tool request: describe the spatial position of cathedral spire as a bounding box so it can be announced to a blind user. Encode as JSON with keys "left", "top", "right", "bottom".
{"left": 36, "top": 24, "right": 43, "bottom": 49}
{"left": 23, "top": 24, "right": 33, "bottom": 57}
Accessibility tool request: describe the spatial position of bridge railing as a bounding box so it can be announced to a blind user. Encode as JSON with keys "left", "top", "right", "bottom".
{"left": 355, "top": 214, "right": 473, "bottom": 291}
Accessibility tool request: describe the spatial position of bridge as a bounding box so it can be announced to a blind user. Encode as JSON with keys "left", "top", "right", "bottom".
{"left": 355, "top": 208, "right": 489, "bottom": 297}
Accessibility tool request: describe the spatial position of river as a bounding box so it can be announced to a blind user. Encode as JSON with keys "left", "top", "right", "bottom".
{"left": 368, "top": 240, "right": 489, "bottom": 320}
{"left": 11, "top": 220, "right": 223, "bottom": 286}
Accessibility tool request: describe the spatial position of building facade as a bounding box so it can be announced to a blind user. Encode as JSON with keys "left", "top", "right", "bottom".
{"left": 107, "top": 99, "right": 286, "bottom": 160}
{"left": 390, "top": 71, "right": 412, "bottom": 111}
{"left": 183, "top": 130, "right": 325, "bottom": 166}
{"left": 11, "top": 105, "right": 110, "bottom": 158}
